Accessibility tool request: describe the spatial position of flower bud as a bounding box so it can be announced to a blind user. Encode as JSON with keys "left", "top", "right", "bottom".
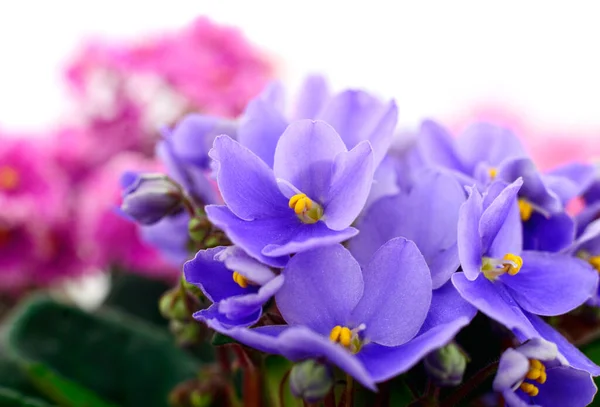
{"left": 289, "top": 360, "right": 333, "bottom": 403}
{"left": 159, "top": 287, "right": 200, "bottom": 321}
{"left": 424, "top": 342, "right": 467, "bottom": 387}
{"left": 120, "top": 173, "right": 184, "bottom": 225}
{"left": 170, "top": 319, "right": 206, "bottom": 346}
{"left": 188, "top": 215, "right": 211, "bottom": 243}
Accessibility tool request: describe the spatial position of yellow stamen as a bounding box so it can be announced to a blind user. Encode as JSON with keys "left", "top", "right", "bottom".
{"left": 520, "top": 382, "right": 539, "bottom": 397}
{"left": 589, "top": 256, "right": 600, "bottom": 273}
{"left": 525, "top": 359, "right": 547, "bottom": 385}
{"left": 232, "top": 271, "right": 248, "bottom": 288}
{"left": 288, "top": 193, "right": 323, "bottom": 224}
{"left": 339, "top": 327, "right": 352, "bottom": 347}
{"left": 518, "top": 199, "right": 534, "bottom": 222}
{"left": 0, "top": 166, "right": 19, "bottom": 190}
{"left": 288, "top": 193, "right": 304, "bottom": 209}
{"left": 530, "top": 359, "right": 542, "bottom": 370}
{"left": 329, "top": 326, "right": 352, "bottom": 348}
{"left": 329, "top": 325, "right": 342, "bottom": 342}
{"left": 489, "top": 167, "right": 498, "bottom": 180}
{"left": 538, "top": 370, "right": 547, "bottom": 384}
{"left": 502, "top": 253, "right": 523, "bottom": 275}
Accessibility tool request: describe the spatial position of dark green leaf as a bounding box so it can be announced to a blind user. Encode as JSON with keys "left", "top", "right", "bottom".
{"left": 23, "top": 362, "right": 117, "bottom": 407}
{"left": 6, "top": 296, "right": 201, "bottom": 407}
{"left": 0, "top": 387, "right": 54, "bottom": 407}
{"left": 104, "top": 271, "right": 172, "bottom": 328}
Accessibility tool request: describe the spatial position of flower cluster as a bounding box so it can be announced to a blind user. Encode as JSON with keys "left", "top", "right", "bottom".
{"left": 0, "top": 18, "right": 272, "bottom": 294}
{"left": 123, "top": 76, "right": 600, "bottom": 405}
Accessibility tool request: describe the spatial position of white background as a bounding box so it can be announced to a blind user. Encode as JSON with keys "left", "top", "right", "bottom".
{"left": 1, "top": 1, "right": 599, "bottom": 137}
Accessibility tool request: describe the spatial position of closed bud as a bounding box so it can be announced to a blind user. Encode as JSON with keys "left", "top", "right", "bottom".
{"left": 120, "top": 173, "right": 184, "bottom": 225}
{"left": 424, "top": 342, "right": 467, "bottom": 387}
{"left": 188, "top": 215, "right": 211, "bottom": 243}
{"left": 159, "top": 287, "right": 200, "bottom": 321}
{"left": 170, "top": 319, "right": 204, "bottom": 346}
{"left": 289, "top": 360, "right": 333, "bottom": 403}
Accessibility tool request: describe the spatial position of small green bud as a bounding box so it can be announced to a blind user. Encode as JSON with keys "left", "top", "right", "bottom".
{"left": 424, "top": 342, "right": 467, "bottom": 387}
{"left": 289, "top": 360, "right": 333, "bottom": 403}
{"left": 190, "top": 391, "right": 212, "bottom": 407}
{"left": 170, "top": 319, "right": 203, "bottom": 346}
{"left": 159, "top": 287, "right": 200, "bottom": 321}
{"left": 188, "top": 216, "right": 211, "bottom": 243}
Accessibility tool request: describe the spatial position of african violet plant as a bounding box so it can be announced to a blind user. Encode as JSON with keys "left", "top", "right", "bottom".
{"left": 120, "top": 75, "right": 600, "bottom": 407}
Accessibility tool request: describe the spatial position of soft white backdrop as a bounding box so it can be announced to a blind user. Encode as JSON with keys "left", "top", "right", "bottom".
{"left": 1, "top": 1, "right": 600, "bottom": 135}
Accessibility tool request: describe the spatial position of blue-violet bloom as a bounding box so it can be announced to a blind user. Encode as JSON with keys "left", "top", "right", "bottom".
{"left": 493, "top": 338, "right": 596, "bottom": 406}
{"left": 206, "top": 119, "right": 374, "bottom": 266}
{"left": 451, "top": 179, "right": 598, "bottom": 338}
{"left": 198, "top": 239, "right": 475, "bottom": 389}
{"left": 185, "top": 245, "right": 284, "bottom": 328}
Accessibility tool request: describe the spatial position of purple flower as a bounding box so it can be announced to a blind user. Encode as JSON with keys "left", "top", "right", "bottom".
{"left": 493, "top": 338, "right": 596, "bottom": 406}
{"left": 495, "top": 159, "right": 593, "bottom": 252}
{"left": 237, "top": 75, "right": 397, "bottom": 169}
{"left": 206, "top": 120, "right": 374, "bottom": 266}
{"left": 141, "top": 212, "right": 191, "bottom": 266}
{"left": 348, "top": 168, "right": 465, "bottom": 288}
{"left": 564, "top": 219, "right": 600, "bottom": 305}
{"left": 164, "top": 114, "right": 237, "bottom": 171}
{"left": 451, "top": 179, "right": 598, "bottom": 337}
{"left": 417, "top": 121, "right": 527, "bottom": 185}
{"left": 417, "top": 121, "right": 594, "bottom": 252}
{"left": 157, "top": 123, "right": 220, "bottom": 206}
{"left": 577, "top": 167, "right": 600, "bottom": 234}
{"left": 185, "top": 246, "right": 283, "bottom": 327}
{"left": 197, "top": 239, "right": 475, "bottom": 389}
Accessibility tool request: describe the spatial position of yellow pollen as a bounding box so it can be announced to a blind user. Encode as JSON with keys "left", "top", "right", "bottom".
{"left": 525, "top": 359, "right": 547, "bottom": 385}
{"left": 0, "top": 166, "right": 19, "bottom": 190}
{"left": 589, "top": 256, "right": 600, "bottom": 273}
{"left": 289, "top": 193, "right": 314, "bottom": 215}
{"left": 329, "top": 325, "right": 352, "bottom": 348}
{"left": 288, "top": 192, "right": 323, "bottom": 224}
{"left": 518, "top": 199, "right": 534, "bottom": 222}
{"left": 489, "top": 167, "right": 498, "bottom": 180}
{"left": 520, "top": 382, "right": 539, "bottom": 397}
{"left": 232, "top": 271, "right": 248, "bottom": 288}
{"left": 503, "top": 253, "right": 523, "bottom": 275}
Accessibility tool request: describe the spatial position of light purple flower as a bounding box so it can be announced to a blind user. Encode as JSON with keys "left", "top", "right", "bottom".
{"left": 185, "top": 246, "right": 284, "bottom": 327}
{"left": 452, "top": 179, "right": 598, "bottom": 337}
{"left": 198, "top": 239, "right": 475, "bottom": 389}
{"left": 349, "top": 168, "right": 465, "bottom": 289}
{"left": 237, "top": 75, "right": 397, "bottom": 169}
{"left": 493, "top": 338, "right": 596, "bottom": 406}
{"left": 206, "top": 120, "right": 374, "bottom": 266}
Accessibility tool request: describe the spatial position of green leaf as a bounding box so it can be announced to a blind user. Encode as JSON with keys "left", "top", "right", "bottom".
{"left": 104, "top": 271, "right": 171, "bottom": 328}
{"left": 0, "top": 387, "right": 54, "bottom": 407}
{"left": 5, "top": 296, "right": 202, "bottom": 407}
{"left": 23, "top": 363, "right": 117, "bottom": 407}
{"left": 0, "top": 356, "right": 48, "bottom": 401}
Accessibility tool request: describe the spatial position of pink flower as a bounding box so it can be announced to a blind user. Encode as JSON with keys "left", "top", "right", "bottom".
{"left": 0, "top": 135, "right": 68, "bottom": 217}
{"left": 65, "top": 16, "right": 274, "bottom": 118}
